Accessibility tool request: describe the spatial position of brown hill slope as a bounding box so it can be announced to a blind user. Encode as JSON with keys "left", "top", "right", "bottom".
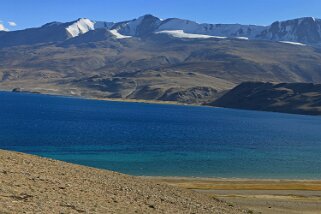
{"left": 1, "top": 37, "right": 321, "bottom": 104}
{"left": 211, "top": 82, "right": 321, "bottom": 115}
{"left": 0, "top": 149, "right": 246, "bottom": 214}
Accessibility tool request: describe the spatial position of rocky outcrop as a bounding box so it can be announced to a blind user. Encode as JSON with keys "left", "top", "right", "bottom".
{"left": 257, "top": 17, "right": 321, "bottom": 44}
{"left": 211, "top": 82, "right": 321, "bottom": 115}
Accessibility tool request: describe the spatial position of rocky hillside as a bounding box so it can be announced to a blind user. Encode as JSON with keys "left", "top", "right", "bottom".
{"left": 257, "top": 17, "right": 321, "bottom": 44}
{"left": 0, "top": 149, "right": 246, "bottom": 213}
{"left": 2, "top": 32, "right": 321, "bottom": 104}
{"left": 211, "top": 82, "right": 321, "bottom": 115}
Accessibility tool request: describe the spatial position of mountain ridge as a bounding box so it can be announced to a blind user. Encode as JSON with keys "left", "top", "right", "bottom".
{"left": 2, "top": 15, "right": 321, "bottom": 46}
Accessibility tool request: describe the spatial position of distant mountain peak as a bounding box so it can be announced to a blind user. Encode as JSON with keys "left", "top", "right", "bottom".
{"left": 42, "top": 21, "right": 63, "bottom": 28}
{"left": 65, "top": 18, "right": 95, "bottom": 38}
{"left": 94, "top": 21, "right": 114, "bottom": 29}
{"left": 139, "top": 14, "right": 160, "bottom": 19}
{"left": 258, "top": 16, "right": 321, "bottom": 44}
{"left": 297, "top": 16, "right": 318, "bottom": 22}
{"left": 111, "top": 14, "right": 162, "bottom": 37}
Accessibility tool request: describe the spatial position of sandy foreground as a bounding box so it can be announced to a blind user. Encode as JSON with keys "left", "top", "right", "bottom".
{"left": 147, "top": 177, "right": 321, "bottom": 214}
{"left": 1, "top": 149, "right": 320, "bottom": 214}
{"left": 0, "top": 150, "right": 247, "bottom": 214}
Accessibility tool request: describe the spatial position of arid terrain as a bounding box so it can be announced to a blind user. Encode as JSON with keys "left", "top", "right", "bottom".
{"left": 150, "top": 177, "right": 321, "bottom": 214}
{"left": 0, "top": 149, "right": 247, "bottom": 214}
{"left": 212, "top": 82, "right": 321, "bottom": 115}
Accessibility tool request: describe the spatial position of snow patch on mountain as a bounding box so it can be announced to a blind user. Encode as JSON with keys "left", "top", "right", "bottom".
{"left": 279, "top": 41, "right": 306, "bottom": 46}
{"left": 235, "top": 37, "right": 249, "bottom": 40}
{"left": 110, "top": 29, "right": 132, "bottom": 39}
{"left": 156, "top": 30, "right": 226, "bottom": 39}
{"left": 66, "top": 18, "right": 95, "bottom": 37}
{"left": 158, "top": 19, "right": 200, "bottom": 32}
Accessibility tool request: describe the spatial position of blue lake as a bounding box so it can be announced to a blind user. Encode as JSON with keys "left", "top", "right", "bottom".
{"left": 0, "top": 91, "right": 321, "bottom": 179}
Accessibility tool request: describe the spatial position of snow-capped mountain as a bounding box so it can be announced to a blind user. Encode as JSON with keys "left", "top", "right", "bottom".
{"left": 65, "top": 18, "right": 95, "bottom": 37}
{"left": 92, "top": 15, "right": 321, "bottom": 45}
{"left": 104, "top": 15, "right": 265, "bottom": 39}
{"left": 1, "top": 15, "right": 321, "bottom": 48}
{"left": 257, "top": 17, "right": 321, "bottom": 44}
{"left": 0, "top": 18, "right": 115, "bottom": 47}
{"left": 111, "top": 14, "right": 162, "bottom": 37}
{"left": 157, "top": 18, "right": 265, "bottom": 39}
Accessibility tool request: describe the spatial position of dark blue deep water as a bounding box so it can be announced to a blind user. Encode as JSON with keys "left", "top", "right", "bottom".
{"left": 1, "top": 91, "right": 321, "bottom": 179}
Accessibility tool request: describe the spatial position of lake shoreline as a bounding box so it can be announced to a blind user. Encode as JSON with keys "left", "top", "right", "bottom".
{"left": 1, "top": 148, "right": 320, "bottom": 213}
{"left": 143, "top": 176, "right": 321, "bottom": 214}
{"left": 3, "top": 89, "right": 320, "bottom": 117}
{"left": 0, "top": 149, "right": 247, "bottom": 214}
{"left": 3, "top": 88, "right": 321, "bottom": 120}
{"left": 142, "top": 176, "right": 321, "bottom": 191}
{"left": 1, "top": 89, "right": 202, "bottom": 107}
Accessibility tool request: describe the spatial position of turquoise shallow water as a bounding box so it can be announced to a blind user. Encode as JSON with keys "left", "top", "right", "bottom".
{"left": 0, "top": 91, "right": 321, "bottom": 179}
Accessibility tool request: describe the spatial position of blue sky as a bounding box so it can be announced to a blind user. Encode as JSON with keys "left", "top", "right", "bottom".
{"left": 1, "top": 0, "right": 321, "bottom": 30}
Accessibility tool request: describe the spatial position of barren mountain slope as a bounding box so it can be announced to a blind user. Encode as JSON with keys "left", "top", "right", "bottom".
{"left": 1, "top": 36, "right": 321, "bottom": 104}
{"left": 0, "top": 150, "right": 246, "bottom": 214}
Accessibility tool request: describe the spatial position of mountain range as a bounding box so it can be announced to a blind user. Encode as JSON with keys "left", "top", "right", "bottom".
{"left": 1, "top": 15, "right": 321, "bottom": 46}
{"left": 1, "top": 14, "right": 321, "bottom": 114}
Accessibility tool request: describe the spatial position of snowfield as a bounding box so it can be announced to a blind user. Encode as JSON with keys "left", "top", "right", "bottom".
{"left": 279, "top": 41, "right": 307, "bottom": 46}
{"left": 110, "top": 29, "right": 132, "bottom": 39}
{"left": 156, "top": 30, "right": 226, "bottom": 39}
